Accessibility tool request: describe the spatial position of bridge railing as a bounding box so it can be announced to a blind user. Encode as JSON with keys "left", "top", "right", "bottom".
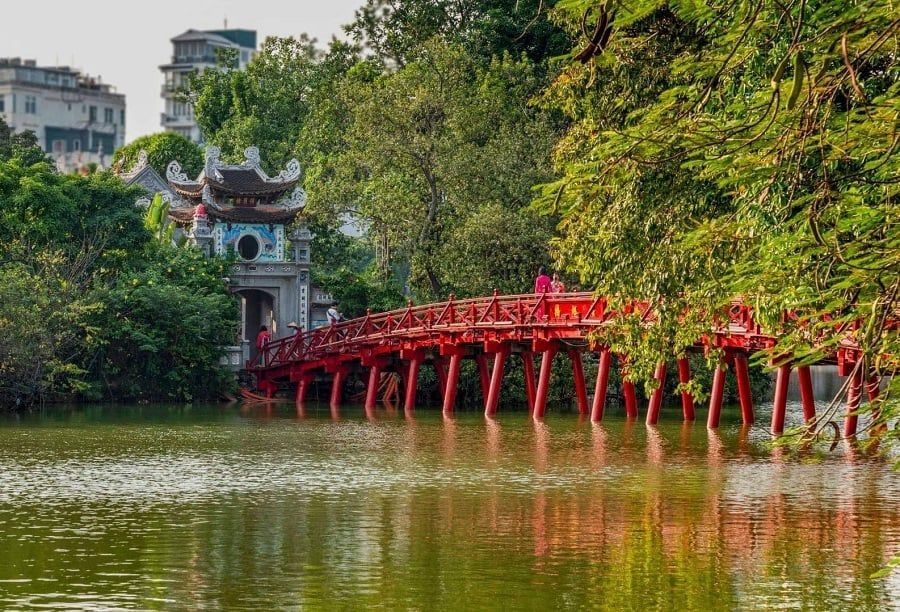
{"left": 254, "top": 292, "right": 610, "bottom": 370}
{"left": 250, "top": 291, "right": 766, "bottom": 371}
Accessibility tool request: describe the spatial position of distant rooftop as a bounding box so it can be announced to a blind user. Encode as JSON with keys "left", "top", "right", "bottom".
{"left": 0, "top": 57, "right": 121, "bottom": 95}
{"left": 170, "top": 28, "right": 256, "bottom": 49}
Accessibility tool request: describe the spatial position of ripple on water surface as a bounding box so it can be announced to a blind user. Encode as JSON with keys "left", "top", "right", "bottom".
{"left": 0, "top": 403, "right": 897, "bottom": 610}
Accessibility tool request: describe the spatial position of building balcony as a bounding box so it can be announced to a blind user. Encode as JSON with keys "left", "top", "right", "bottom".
{"left": 160, "top": 112, "right": 194, "bottom": 126}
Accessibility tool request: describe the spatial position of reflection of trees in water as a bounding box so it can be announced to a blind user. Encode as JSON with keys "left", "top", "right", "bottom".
{"left": 1, "top": 422, "right": 897, "bottom": 609}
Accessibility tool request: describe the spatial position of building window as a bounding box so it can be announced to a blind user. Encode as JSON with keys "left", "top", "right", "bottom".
{"left": 237, "top": 235, "right": 260, "bottom": 261}
{"left": 120, "top": 110, "right": 125, "bottom": 125}
{"left": 104, "top": 108, "right": 114, "bottom": 124}
{"left": 89, "top": 106, "right": 97, "bottom": 122}
{"left": 0, "top": 96, "right": 4, "bottom": 113}
{"left": 52, "top": 140, "right": 65, "bottom": 154}
{"left": 72, "top": 139, "right": 81, "bottom": 152}
{"left": 24, "top": 95, "right": 36, "bottom": 114}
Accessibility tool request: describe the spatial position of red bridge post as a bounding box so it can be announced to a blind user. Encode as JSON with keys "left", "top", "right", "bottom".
{"left": 770, "top": 363, "right": 791, "bottom": 435}
{"left": 402, "top": 349, "right": 424, "bottom": 412}
{"left": 677, "top": 357, "right": 695, "bottom": 421}
{"left": 521, "top": 352, "right": 537, "bottom": 413}
{"left": 433, "top": 358, "right": 448, "bottom": 397}
{"left": 622, "top": 380, "right": 638, "bottom": 419}
{"left": 797, "top": 366, "right": 816, "bottom": 422}
{"left": 295, "top": 375, "right": 310, "bottom": 405}
{"left": 569, "top": 350, "right": 589, "bottom": 416}
{"left": 707, "top": 362, "right": 727, "bottom": 429}
{"left": 646, "top": 361, "right": 667, "bottom": 426}
{"left": 329, "top": 365, "right": 348, "bottom": 410}
{"left": 476, "top": 354, "right": 491, "bottom": 406}
{"left": 532, "top": 342, "right": 558, "bottom": 420}
{"left": 484, "top": 344, "right": 510, "bottom": 416}
{"left": 733, "top": 353, "right": 754, "bottom": 425}
{"left": 844, "top": 369, "right": 862, "bottom": 437}
{"left": 591, "top": 347, "right": 611, "bottom": 422}
{"left": 442, "top": 347, "right": 465, "bottom": 415}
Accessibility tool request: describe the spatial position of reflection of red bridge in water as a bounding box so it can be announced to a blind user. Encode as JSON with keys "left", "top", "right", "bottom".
{"left": 250, "top": 292, "right": 880, "bottom": 436}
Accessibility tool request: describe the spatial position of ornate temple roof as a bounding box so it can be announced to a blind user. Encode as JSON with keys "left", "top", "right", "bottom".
{"left": 165, "top": 146, "right": 306, "bottom": 225}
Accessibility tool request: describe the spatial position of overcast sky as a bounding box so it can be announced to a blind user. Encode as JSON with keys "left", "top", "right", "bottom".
{"left": 2, "top": 0, "right": 362, "bottom": 142}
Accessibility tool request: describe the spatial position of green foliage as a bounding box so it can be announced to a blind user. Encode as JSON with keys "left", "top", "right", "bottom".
{"left": 0, "top": 117, "right": 48, "bottom": 166}
{"left": 0, "top": 132, "right": 239, "bottom": 407}
{"left": 112, "top": 132, "right": 203, "bottom": 179}
{"left": 188, "top": 36, "right": 359, "bottom": 170}
{"left": 305, "top": 40, "right": 559, "bottom": 300}
{"left": 539, "top": 0, "right": 898, "bottom": 438}
{"left": 345, "top": 0, "right": 571, "bottom": 66}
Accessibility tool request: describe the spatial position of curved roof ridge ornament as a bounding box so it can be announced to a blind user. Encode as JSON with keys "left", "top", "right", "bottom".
{"left": 166, "top": 160, "right": 189, "bottom": 182}
{"left": 204, "top": 145, "right": 224, "bottom": 181}
{"left": 271, "top": 158, "right": 301, "bottom": 183}
{"left": 132, "top": 149, "right": 149, "bottom": 172}
{"left": 243, "top": 146, "right": 261, "bottom": 169}
{"left": 277, "top": 185, "right": 307, "bottom": 209}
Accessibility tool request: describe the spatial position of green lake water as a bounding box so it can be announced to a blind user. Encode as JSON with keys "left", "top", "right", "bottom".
{"left": 0, "top": 403, "right": 897, "bottom": 610}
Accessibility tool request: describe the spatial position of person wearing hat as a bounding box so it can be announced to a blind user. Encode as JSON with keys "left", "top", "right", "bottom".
{"left": 287, "top": 321, "right": 302, "bottom": 335}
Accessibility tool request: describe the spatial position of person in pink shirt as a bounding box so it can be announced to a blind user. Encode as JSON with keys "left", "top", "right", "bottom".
{"left": 551, "top": 272, "right": 566, "bottom": 293}
{"left": 534, "top": 267, "right": 552, "bottom": 293}
{"left": 534, "top": 267, "right": 552, "bottom": 319}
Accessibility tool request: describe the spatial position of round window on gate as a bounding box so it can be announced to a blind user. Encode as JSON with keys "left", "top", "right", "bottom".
{"left": 237, "top": 234, "right": 260, "bottom": 261}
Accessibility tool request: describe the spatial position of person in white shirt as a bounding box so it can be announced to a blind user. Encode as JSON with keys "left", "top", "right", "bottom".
{"left": 326, "top": 303, "right": 343, "bottom": 325}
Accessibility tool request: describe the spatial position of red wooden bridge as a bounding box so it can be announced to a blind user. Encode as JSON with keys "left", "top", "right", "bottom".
{"left": 250, "top": 292, "right": 879, "bottom": 436}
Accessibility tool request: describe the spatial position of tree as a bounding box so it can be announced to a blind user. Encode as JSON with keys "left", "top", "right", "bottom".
{"left": 538, "top": 1, "right": 898, "bottom": 434}
{"left": 345, "top": 0, "right": 570, "bottom": 66}
{"left": 305, "top": 40, "right": 559, "bottom": 299}
{"left": 187, "top": 36, "right": 359, "bottom": 170}
{"left": 0, "top": 117, "right": 48, "bottom": 166}
{"left": 112, "top": 132, "right": 203, "bottom": 179}
{"left": 0, "top": 128, "right": 239, "bottom": 407}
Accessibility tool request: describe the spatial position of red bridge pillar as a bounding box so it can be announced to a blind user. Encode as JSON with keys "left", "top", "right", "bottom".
{"left": 646, "top": 361, "right": 667, "bottom": 426}
{"left": 733, "top": 353, "right": 754, "bottom": 425}
{"left": 797, "top": 365, "right": 816, "bottom": 422}
{"left": 441, "top": 346, "right": 465, "bottom": 415}
{"left": 677, "top": 357, "right": 695, "bottom": 421}
{"left": 707, "top": 362, "right": 727, "bottom": 429}
{"left": 401, "top": 349, "right": 424, "bottom": 412}
{"left": 569, "top": 350, "right": 589, "bottom": 416}
{"left": 591, "top": 347, "right": 611, "bottom": 422}
{"left": 484, "top": 343, "right": 510, "bottom": 417}
{"left": 618, "top": 355, "right": 639, "bottom": 419}
{"left": 521, "top": 352, "right": 537, "bottom": 413}
{"left": 770, "top": 363, "right": 790, "bottom": 435}
{"left": 844, "top": 369, "right": 863, "bottom": 437}
{"left": 476, "top": 354, "right": 491, "bottom": 406}
{"left": 532, "top": 341, "right": 558, "bottom": 420}
{"left": 329, "top": 365, "right": 348, "bottom": 410}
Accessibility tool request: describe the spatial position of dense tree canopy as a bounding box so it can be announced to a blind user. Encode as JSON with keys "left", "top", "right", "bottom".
{"left": 112, "top": 132, "right": 204, "bottom": 179}
{"left": 303, "top": 41, "right": 559, "bottom": 299}
{"left": 0, "top": 119, "right": 238, "bottom": 406}
{"left": 538, "top": 0, "right": 898, "bottom": 435}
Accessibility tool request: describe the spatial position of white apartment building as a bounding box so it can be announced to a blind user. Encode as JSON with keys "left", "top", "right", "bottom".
{"left": 160, "top": 29, "right": 257, "bottom": 143}
{"left": 0, "top": 58, "right": 125, "bottom": 173}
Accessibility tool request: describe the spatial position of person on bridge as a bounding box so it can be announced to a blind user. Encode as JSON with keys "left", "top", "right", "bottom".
{"left": 551, "top": 272, "right": 566, "bottom": 293}
{"left": 534, "top": 267, "right": 552, "bottom": 293}
{"left": 326, "top": 303, "right": 344, "bottom": 325}
{"left": 534, "top": 267, "right": 553, "bottom": 319}
{"left": 255, "top": 325, "right": 271, "bottom": 365}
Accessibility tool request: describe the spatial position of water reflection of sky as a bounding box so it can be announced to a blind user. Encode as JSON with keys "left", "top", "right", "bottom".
{"left": 0, "top": 404, "right": 896, "bottom": 610}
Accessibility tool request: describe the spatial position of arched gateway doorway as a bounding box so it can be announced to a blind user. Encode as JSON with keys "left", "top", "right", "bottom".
{"left": 237, "top": 289, "right": 276, "bottom": 361}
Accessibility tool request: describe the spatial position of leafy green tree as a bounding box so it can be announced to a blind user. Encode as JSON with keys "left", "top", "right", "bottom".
{"left": 538, "top": 1, "right": 898, "bottom": 434}
{"left": 305, "top": 40, "right": 558, "bottom": 299}
{"left": 187, "top": 36, "right": 359, "bottom": 170}
{"left": 0, "top": 125, "right": 239, "bottom": 407}
{"left": 112, "top": 132, "right": 203, "bottom": 179}
{"left": 0, "top": 117, "right": 48, "bottom": 166}
{"left": 345, "top": 0, "right": 570, "bottom": 66}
